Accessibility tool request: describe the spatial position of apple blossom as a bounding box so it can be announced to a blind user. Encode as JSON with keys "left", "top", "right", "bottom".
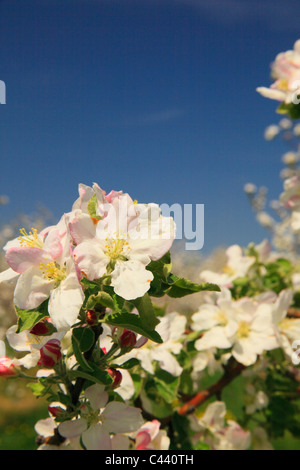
{"left": 257, "top": 39, "right": 300, "bottom": 104}
{"left": 199, "top": 244, "right": 255, "bottom": 287}
{"left": 72, "top": 192, "right": 175, "bottom": 300}
{"left": 58, "top": 384, "right": 144, "bottom": 450}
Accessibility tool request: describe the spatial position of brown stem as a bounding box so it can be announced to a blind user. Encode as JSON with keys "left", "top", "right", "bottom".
{"left": 287, "top": 308, "right": 300, "bottom": 319}
{"left": 178, "top": 359, "right": 245, "bottom": 416}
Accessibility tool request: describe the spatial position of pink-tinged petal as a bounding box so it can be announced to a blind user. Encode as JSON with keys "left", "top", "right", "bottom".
{"left": 138, "top": 419, "right": 161, "bottom": 441}
{"left": 82, "top": 424, "right": 112, "bottom": 451}
{"left": 6, "top": 247, "right": 48, "bottom": 273}
{"left": 69, "top": 214, "right": 96, "bottom": 245}
{"left": 59, "top": 418, "right": 87, "bottom": 439}
{"left": 72, "top": 183, "right": 95, "bottom": 212}
{"left": 111, "top": 260, "right": 153, "bottom": 300}
{"left": 43, "top": 230, "right": 63, "bottom": 260}
{"left": 14, "top": 267, "right": 54, "bottom": 310}
{"left": 102, "top": 401, "right": 144, "bottom": 433}
{"left": 85, "top": 384, "right": 108, "bottom": 410}
{"left": 73, "top": 239, "right": 108, "bottom": 281}
{"left": 136, "top": 431, "right": 152, "bottom": 450}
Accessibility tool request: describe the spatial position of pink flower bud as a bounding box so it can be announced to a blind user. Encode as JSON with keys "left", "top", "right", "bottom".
{"left": 0, "top": 357, "right": 16, "bottom": 377}
{"left": 119, "top": 329, "right": 137, "bottom": 350}
{"left": 86, "top": 310, "right": 97, "bottom": 325}
{"left": 108, "top": 368, "right": 122, "bottom": 388}
{"left": 39, "top": 339, "right": 62, "bottom": 368}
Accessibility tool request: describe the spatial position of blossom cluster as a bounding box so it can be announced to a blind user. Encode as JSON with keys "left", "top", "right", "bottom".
{"left": 1, "top": 39, "right": 300, "bottom": 451}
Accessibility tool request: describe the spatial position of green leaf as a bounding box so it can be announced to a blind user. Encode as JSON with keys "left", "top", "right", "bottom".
{"left": 166, "top": 274, "right": 220, "bottom": 298}
{"left": 277, "top": 102, "right": 300, "bottom": 120}
{"left": 105, "top": 311, "right": 163, "bottom": 343}
{"left": 15, "top": 300, "right": 49, "bottom": 333}
{"left": 114, "top": 358, "right": 140, "bottom": 369}
{"left": 87, "top": 194, "right": 102, "bottom": 221}
{"left": 72, "top": 328, "right": 94, "bottom": 371}
{"left": 73, "top": 327, "right": 95, "bottom": 353}
{"left": 153, "top": 369, "right": 179, "bottom": 403}
{"left": 26, "top": 382, "right": 46, "bottom": 397}
{"left": 85, "top": 291, "right": 116, "bottom": 311}
{"left": 132, "top": 293, "right": 160, "bottom": 330}
{"left": 69, "top": 367, "right": 112, "bottom": 386}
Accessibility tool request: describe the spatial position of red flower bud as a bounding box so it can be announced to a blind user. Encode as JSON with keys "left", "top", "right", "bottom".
{"left": 86, "top": 310, "right": 98, "bottom": 325}
{"left": 0, "top": 357, "right": 16, "bottom": 377}
{"left": 108, "top": 368, "right": 122, "bottom": 388}
{"left": 30, "top": 319, "right": 52, "bottom": 336}
{"left": 48, "top": 405, "right": 65, "bottom": 417}
{"left": 119, "top": 329, "right": 137, "bottom": 350}
{"left": 39, "top": 339, "right": 62, "bottom": 368}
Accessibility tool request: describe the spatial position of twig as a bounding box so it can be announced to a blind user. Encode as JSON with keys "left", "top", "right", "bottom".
{"left": 178, "top": 358, "right": 245, "bottom": 416}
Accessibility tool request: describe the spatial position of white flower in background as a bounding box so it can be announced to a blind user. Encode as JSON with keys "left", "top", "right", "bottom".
{"left": 58, "top": 384, "right": 143, "bottom": 450}
{"left": 257, "top": 39, "right": 300, "bottom": 104}
{"left": 264, "top": 124, "right": 280, "bottom": 141}
{"left": 271, "top": 289, "right": 300, "bottom": 359}
{"left": 245, "top": 383, "right": 269, "bottom": 415}
{"left": 192, "top": 288, "right": 239, "bottom": 351}
{"left": 193, "top": 289, "right": 279, "bottom": 366}
{"left": 190, "top": 401, "right": 251, "bottom": 451}
{"left": 199, "top": 245, "right": 255, "bottom": 287}
{"left": 191, "top": 348, "right": 223, "bottom": 382}
{"left": 120, "top": 312, "right": 186, "bottom": 377}
{"left": 72, "top": 193, "right": 175, "bottom": 300}
{"left": 134, "top": 420, "right": 170, "bottom": 450}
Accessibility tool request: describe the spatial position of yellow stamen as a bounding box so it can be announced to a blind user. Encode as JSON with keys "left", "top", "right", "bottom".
{"left": 104, "top": 235, "right": 130, "bottom": 261}
{"left": 18, "top": 228, "right": 43, "bottom": 249}
{"left": 237, "top": 321, "right": 250, "bottom": 339}
{"left": 39, "top": 261, "right": 66, "bottom": 284}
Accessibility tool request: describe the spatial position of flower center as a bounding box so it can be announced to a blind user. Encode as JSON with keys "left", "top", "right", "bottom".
{"left": 237, "top": 321, "right": 250, "bottom": 339}
{"left": 217, "top": 311, "right": 228, "bottom": 327}
{"left": 18, "top": 228, "right": 43, "bottom": 249}
{"left": 39, "top": 261, "right": 66, "bottom": 285}
{"left": 222, "top": 265, "right": 235, "bottom": 276}
{"left": 104, "top": 234, "right": 130, "bottom": 262}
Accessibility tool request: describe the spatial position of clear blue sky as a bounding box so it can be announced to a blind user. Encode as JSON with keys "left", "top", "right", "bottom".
{"left": 0, "top": 0, "right": 299, "bottom": 253}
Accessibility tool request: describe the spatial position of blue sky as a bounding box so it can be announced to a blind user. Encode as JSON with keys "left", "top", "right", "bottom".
{"left": 0, "top": 0, "right": 299, "bottom": 253}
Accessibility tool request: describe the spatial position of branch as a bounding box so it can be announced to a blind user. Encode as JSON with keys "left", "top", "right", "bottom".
{"left": 287, "top": 308, "right": 300, "bottom": 319}
{"left": 178, "top": 358, "right": 245, "bottom": 416}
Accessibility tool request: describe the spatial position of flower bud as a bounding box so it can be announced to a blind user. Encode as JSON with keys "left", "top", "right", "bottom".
{"left": 108, "top": 368, "right": 122, "bottom": 388}
{"left": 86, "top": 310, "right": 98, "bottom": 325}
{"left": 48, "top": 405, "right": 65, "bottom": 418}
{"left": 30, "top": 319, "right": 53, "bottom": 336}
{"left": 39, "top": 339, "right": 62, "bottom": 368}
{"left": 119, "top": 329, "right": 137, "bottom": 350}
{"left": 0, "top": 357, "right": 16, "bottom": 377}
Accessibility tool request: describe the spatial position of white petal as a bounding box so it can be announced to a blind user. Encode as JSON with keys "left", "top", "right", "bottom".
{"left": 111, "top": 260, "right": 153, "bottom": 300}
{"left": 14, "top": 267, "right": 54, "bottom": 310}
{"left": 48, "top": 269, "right": 84, "bottom": 331}
{"left": 85, "top": 384, "right": 108, "bottom": 410}
{"left": 102, "top": 402, "right": 143, "bottom": 433}
{"left": 82, "top": 424, "right": 112, "bottom": 450}
{"left": 59, "top": 419, "right": 87, "bottom": 439}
